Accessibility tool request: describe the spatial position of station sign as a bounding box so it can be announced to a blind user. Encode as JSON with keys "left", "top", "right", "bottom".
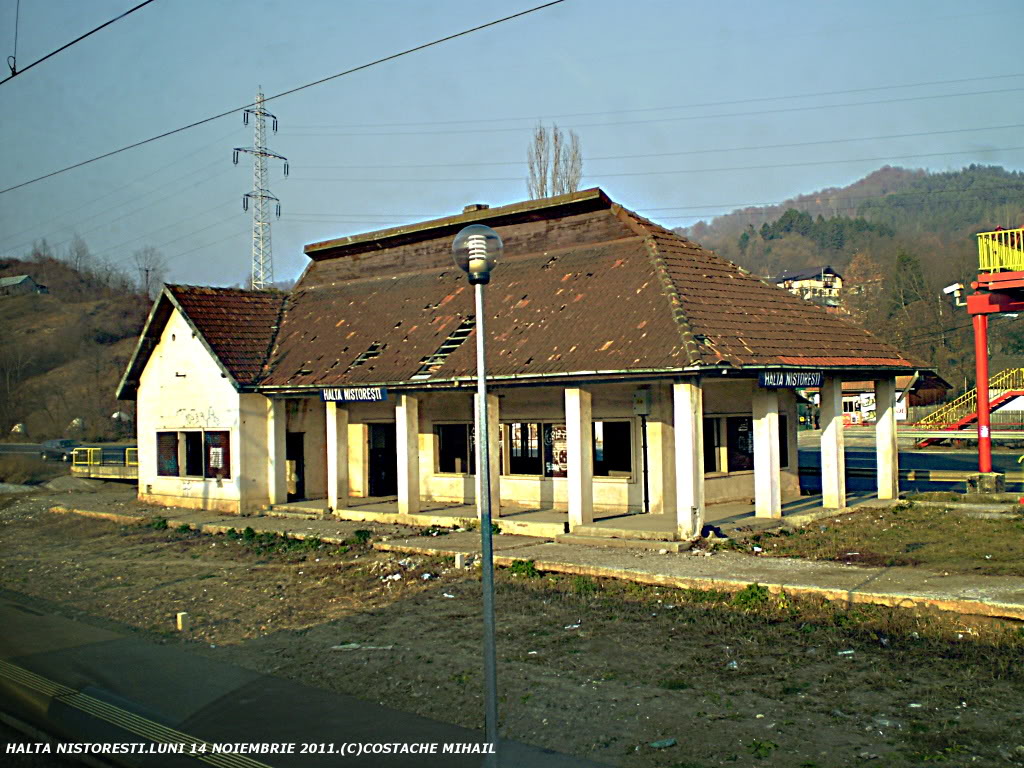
{"left": 757, "top": 371, "right": 823, "bottom": 389}
{"left": 320, "top": 386, "right": 388, "bottom": 402}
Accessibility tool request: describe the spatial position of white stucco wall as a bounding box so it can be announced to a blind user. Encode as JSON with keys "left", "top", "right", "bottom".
{"left": 136, "top": 309, "right": 244, "bottom": 513}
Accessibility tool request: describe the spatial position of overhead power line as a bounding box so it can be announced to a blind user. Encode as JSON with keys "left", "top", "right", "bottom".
{"left": 289, "top": 86, "right": 1024, "bottom": 138}
{"left": 2, "top": 0, "right": 159, "bottom": 84}
{"left": 0, "top": 0, "right": 565, "bottom": 197}
{"left": 293, "top": 123, "right": 1024, "bottom": 171}
{"left": 287, "top": 72, "right": 1024, "bottom": 131}
{"left": 291, "top": 144, "right": 1024, "bottom": 184}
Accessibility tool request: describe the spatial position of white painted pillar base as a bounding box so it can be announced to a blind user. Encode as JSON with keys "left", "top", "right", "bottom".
{"left": 875, "top": 378, "right": 899, "bottom": 500}
{"left": 396, "top": 394, "right": 420, "bottom": 515}
{"left": 565, "top": 387, "right": 594, "bottom": 529}
{"left": 326, "top": 401, "right": 349, "bottom": 512}
{"left": 753, "top": 388, "right": 782, "bottom": 518}
{"left": 673, "top": 379, "right": 704, "bottom": 539}
{"left": 820, "top": 376, "right": 846, "bottom": 509}
{"left": 474, "top": 392, "right": 501, "bottom": 518}
{"left": 266, "top": 398, "right": 287, "bottom": 506}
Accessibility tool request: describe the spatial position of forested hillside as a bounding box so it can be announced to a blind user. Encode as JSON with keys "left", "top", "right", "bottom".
{"left": 0, "top": 241, "right": 152, "bottom": 441}
{"left": 679, "top": 165, "right": 1024, "bottom": 393}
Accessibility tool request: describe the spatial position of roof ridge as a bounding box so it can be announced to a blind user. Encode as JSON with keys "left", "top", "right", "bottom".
{"left": 639, "top": 233, "right": 706, "bottom": 367}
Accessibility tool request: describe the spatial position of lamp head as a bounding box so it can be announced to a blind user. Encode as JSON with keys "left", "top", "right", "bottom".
{"left": 452, "top": 224, "right": 502, "bottom": 285}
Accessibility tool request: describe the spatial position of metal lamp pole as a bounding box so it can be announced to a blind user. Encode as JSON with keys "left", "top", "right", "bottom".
{"left": 452, "top": 224, "right": 502, "bottom": 760}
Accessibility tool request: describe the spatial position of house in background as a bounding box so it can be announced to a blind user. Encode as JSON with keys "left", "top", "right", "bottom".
{"left": 772, "top": 266, "right": 842, "bottom": 309}
{"left": 0, "top": 275, "right": 48, "bottom": 297}
{"left": 118, "top": 189, "right": 921, "bottom": 541}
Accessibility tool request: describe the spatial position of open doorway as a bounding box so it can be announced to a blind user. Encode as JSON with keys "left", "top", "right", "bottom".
{"left": 286, "top": 432, "right": 306, "bottom": 501}
{"left": 368, "top": 423, "right": 397, "bottom": 497}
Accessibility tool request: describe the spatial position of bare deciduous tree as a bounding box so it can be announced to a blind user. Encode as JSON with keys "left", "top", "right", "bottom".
{"left": 132, "top": 246, "right": 168, "bottom": 299}
{"left": 527, "top": 123, "right": 582, "bottom": 199}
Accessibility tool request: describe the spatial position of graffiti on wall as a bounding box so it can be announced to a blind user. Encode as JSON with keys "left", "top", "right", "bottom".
{"left": 175, "top": 406, "right": 222, "bottom": 428}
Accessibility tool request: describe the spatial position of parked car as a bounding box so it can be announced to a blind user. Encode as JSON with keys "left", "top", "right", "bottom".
{"left": 40, "top": 439, "right": 80, "bottom": 462}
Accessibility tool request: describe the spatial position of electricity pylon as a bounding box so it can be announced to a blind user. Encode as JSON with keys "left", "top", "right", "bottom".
{"left": 233, "top": 87, "right": 288, "bottom": 290}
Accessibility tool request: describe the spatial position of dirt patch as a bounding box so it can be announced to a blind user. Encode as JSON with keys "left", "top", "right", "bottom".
{"left": 734, "top": 503, "right": 1024, "bottom": 576}
{"left": 2, "top": 492, "right": 1024, "bottom": 767}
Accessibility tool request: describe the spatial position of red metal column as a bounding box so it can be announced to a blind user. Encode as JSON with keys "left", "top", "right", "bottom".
{"left": 973, "top": 313, "right": 993, "bottom": 473}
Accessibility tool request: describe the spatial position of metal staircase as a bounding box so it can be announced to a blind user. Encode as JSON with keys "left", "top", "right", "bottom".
{"left": 915, "top": 367, "right": 1024, "bottom": 446}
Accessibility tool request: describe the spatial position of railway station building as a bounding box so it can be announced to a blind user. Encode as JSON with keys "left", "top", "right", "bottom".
{"left": 117, "top": 189, "right": 919, "bottom": 540}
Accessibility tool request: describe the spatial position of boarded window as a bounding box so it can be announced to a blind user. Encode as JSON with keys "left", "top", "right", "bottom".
{"left": 184, "top": 432, "right": 203, "bottom": 476}
{"left": 157, "top": 432, "right": 179, "bottom": 476}
{"left": 436, "top": 424, "right": 474, "bottom": 474}
{"left": 593, "top": 421, "right": 632, "bottom": 476}
{"left": 204, "top": 431, "right": 231, "bottom": 479}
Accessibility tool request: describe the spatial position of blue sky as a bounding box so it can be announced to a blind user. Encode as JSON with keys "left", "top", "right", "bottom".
{"left": 1, "top": 0, "right": 1023, "bottom": 287}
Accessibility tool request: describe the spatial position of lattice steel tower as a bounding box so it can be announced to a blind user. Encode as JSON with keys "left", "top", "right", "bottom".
{"left": 233, "top": 87, "right": 288, "bottom": 290}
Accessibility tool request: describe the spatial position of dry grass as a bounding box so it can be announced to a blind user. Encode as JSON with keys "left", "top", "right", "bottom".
{"left": 735, "top": 503, "right": 1024, "bottom": 576}
{"left": 0, "top": 455, "right": 67, "bottom": 486}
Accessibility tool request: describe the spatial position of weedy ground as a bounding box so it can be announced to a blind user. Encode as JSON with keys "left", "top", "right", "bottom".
{"left": 2, "top": 491, "right": 1024, "bottom": 767}
{"left": 729, "top": 502, "right": 1024, "bottom": 576}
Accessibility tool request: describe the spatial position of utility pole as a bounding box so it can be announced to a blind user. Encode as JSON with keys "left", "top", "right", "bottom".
{"left": 233, "top": 87, "right": 288, "bottom": 290}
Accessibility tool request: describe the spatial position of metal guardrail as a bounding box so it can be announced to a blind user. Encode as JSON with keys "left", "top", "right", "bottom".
{"left": 978, "top": 226, "right": 1024, "bottom": 273}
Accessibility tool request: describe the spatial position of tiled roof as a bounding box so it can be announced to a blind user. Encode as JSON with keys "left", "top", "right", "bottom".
{"left": 259, "top": 193, "right": 916, "bottom": 388}
{"left": 261, "top": 237, "right": 685, "bottom": 387}
{"left": 167, "top": 285, "right": 285, "bottom": 385}
{"left": 123, "top": 190, "right": 919, "bottom": 396}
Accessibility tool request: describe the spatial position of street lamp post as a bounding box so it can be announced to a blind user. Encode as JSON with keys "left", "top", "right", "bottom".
{"left": 452, "top": 224, "right": 502, "bottom": 759}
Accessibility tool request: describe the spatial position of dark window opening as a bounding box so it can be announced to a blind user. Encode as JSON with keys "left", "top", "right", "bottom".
{"left": 436, "top": 423, "right": 475, "bottom": 474}
{"left": 593, "top": 421, "right": 632, "bottom": 476}
{"left": 506, "top": 422, "right": 543, "bottom": 475}
{"left": 157, "top": 432, "right": 178, "bottom": 476}
{"left": 726, "top": 416, "right": 754, "bottom": 472}
{"left": 703, "top": 418, "right": 720, "bottom": 472}
{"left": 184, "top": 432, "right": 203, "bottom": 476}
{"left": 779, "top": 414, "right": 789, "bottom": 469}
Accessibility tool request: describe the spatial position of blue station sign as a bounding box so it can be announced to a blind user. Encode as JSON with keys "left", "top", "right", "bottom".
{"left": 757, "top": 371, "right": 823, "bottom": 389}
{"left": 320, "top": 386, "right": 388, "bottom": 402}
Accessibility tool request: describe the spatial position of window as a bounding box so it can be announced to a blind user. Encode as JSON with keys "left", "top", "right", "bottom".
{"left": 506, "top": 422, "right": 543, "bottom": 475}
{"left": 543, "top": 424, "right": 568, "bottom": 478}
{"left": 725, "top": 416, "right": 754, "bottom": 472}
{"left": 779, "top": 414, "right": 789, "bottom": 469}
{"left": 157, "top": 432, "right": 179, "bottom": 476}
{"left": 435, "top": 423, "right": 475, "bottom": 474}
{"left": 204, "top": 431, "right": 230, "bottom": 479}
{"left": 155, "top": 430, "right": 231, "bottom": 479}
{"left": 703, "top": 418, "right": 720, "bottom": 472}
{"left": 184, "top": 432, "right": 203, "bottom": 476}
{"left": 593, "top": 421, "right": 632, "bottom": 476}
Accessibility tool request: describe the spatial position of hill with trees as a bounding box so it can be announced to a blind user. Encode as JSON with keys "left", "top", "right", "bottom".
{"left": 679, "top": 165, "right": 1024, "bottom": 394}
{"left": 0, "top": 239, "right": 157, "bottom": 441}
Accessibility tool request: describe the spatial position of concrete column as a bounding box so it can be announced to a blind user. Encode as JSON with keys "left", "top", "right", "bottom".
{"left": 752, "top": 388, "right": 782, "bottom": 518}
{"left": 325, "top": 401, "right": 349, "bottom": 512}
{"left": 778, "top": 388, "right": 801, "bottom": 501}
{"left": 266, "top": 398, "right": 287, "bottom": 506}
{"left": 673, "top": 378, "right": 704, "bottom": 539}
{"left": 565, "top": 387, "right": 594, "bottom": 528}
{"left": 874, "top": 377, "right": 899, "bottom": 500}
{"left": 474, "top": 392, "right": 501, "bottom": 518}
{"left": 396, "top": 394, "right": 420, "bottom": 515}
{"left": 820, "top": 375, "right": 846, "bottom": 509}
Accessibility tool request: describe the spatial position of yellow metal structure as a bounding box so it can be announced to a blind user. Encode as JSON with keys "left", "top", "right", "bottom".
{"left": 71, "top": 446, "right": 138, "bottom": 480}
{"left": 977, "top": 226, "right": 1024, "bottom": 273}
{"left": 916, "top": 367, "right": 1024, "bottom": 428}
